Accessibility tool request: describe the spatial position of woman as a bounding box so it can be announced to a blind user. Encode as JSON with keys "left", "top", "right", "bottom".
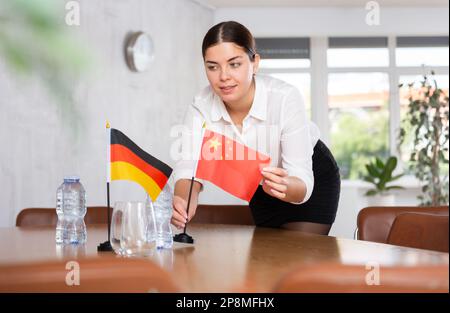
{"left": 171, "top": 21, "right": 340, "bottom": 235}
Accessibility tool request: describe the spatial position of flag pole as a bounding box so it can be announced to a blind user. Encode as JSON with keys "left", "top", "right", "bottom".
{"left": 106, "top": 181, "right": 111, "bottom": 240}
{"left": 173, "top": 178, "right": 195, "bottom": 244}
{"left": 173, "top": 122, "right": 206, "bottom": 244}
{"left": 98, "top": 121, "right": 113, "bottom": 252}
{"left": 182, "top": 176, "right": 195, "bottom": 234}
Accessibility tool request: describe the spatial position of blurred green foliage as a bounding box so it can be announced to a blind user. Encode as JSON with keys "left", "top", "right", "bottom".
{"left": 362, "top": 156, "right": 404, "bottom": 196}
{"left": 0, "top": 0, "right": 90, "bottom": 131}
{"left": 398, "top": 72, "right": 449, "bottom": 206}
{"left": 331, "top": 104, "right": 390, "bottom": 180}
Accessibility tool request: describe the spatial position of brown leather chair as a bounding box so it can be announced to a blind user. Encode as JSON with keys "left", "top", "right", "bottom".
{"left": 16, "top": 207, "right": 109, "bottom": 227}
{"left": 18, "top": 205, "right": 255, "bottom": 227}
{"left": 191, "top": 204, "right": 254, "bottom": 225}
{"left": 387, "top": 212, "right": 449, "bottom": 252}
{"left": 273, "top": 263, "right": 449, "bottom": 293}
{"left": 357, "top": 206, "right": 449, "bottom": 244}
{"left": 0, "top": 256, "right": 179, "bottom": 292}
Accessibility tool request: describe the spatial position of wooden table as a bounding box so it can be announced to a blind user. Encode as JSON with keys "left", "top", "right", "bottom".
{"left": 0, "top": 224, "right": 448, "bottom": 292}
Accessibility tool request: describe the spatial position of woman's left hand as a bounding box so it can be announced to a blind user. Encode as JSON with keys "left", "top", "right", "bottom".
{"left": 261, "top": 167, "right": 289, "bottom": 200}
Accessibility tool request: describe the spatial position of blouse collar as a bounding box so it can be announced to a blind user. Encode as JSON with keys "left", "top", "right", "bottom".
{"left": 210, "top": 75, "right": 267, "bottom": 123}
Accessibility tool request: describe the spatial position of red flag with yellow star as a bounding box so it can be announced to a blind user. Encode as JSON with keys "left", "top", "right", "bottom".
{"left": 195, "top": 129, "right": 271, "bottom": 201}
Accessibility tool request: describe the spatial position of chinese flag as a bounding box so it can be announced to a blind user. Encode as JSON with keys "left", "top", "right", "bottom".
{"left": 195, "top": 129, "right": 271, "bottom": 201}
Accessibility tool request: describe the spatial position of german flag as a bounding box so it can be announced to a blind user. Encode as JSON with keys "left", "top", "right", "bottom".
{"left": 110, "top": 128, "right": 172, "bottom": 201}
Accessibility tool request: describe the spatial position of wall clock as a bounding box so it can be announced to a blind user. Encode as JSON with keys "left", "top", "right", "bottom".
{"left": 125, "top": 32, "right": 154, "bottom": 72}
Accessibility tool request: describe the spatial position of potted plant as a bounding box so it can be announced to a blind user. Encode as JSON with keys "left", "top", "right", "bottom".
{"left": 398, "top": 72, "right": 449, "bottom": 206}
{"left": 363, "top": 156, "right": 404, "bottom": 206}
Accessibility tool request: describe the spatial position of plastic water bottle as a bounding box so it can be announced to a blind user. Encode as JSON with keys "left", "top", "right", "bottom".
{"left": 145, "top": 196, "right": 157, "bottom": 244}
{"left": 56, "top": 176, "right": 87, "bottom": 244}
{"left": 150, "top": 184, "right": 173, "bottom": 249}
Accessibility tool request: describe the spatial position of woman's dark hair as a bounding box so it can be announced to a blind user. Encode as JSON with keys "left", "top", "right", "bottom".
{"left": 201, "top": 21, "right": 256, "bottom": 61}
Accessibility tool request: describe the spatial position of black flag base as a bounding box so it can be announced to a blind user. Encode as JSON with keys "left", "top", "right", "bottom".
{"left": 173, "top": 233, "right": 194, "bottom": 244}
{"left": 97, "top": 241, "right": 113, "bottom": 252}
{"left": 173, "top": 176, "right": 195, "bottom": 245}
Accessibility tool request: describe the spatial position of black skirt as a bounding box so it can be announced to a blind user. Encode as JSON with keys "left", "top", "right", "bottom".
{"left": 249, "top": 140, "right": 340, "bottom": 227}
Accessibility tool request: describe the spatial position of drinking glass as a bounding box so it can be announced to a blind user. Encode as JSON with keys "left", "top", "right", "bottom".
{"left": 110, "top": 201, "right": 156, "bottom": 256}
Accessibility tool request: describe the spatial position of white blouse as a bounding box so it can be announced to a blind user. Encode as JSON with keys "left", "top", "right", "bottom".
{"left": 173, "top": 74, "right": 320, "bottom": 204}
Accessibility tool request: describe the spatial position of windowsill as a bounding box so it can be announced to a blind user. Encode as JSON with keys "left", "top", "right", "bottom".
{"left": 341, "top": 175, "right": 422, "bottom": 189}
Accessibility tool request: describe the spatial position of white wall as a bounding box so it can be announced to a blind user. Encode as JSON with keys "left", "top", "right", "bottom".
{"left": 215, "top": 7, "right": 449, "bottom": 36}
{"left": 330, "top": 179, "right": 423, "bottom": 239}
{"left": 0, "top": 0, "right": 213, "bottom": 227}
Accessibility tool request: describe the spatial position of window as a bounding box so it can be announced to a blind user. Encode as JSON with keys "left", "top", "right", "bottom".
{"left": 257, "top": 37, "right": 311, "bottom": 117}
{"left": 327, "top": 37, "right": 390, "bottom": 179}
{"left": 257, "top": 36, "right": 449, "bottom": 181}
{"left": 329, "top": 73, "right": 390, "bottom": 179}
{"left": 256, "top": 38, "right": 310, "bottom": 60}
{"left": 396, "top": 36, "right": 449, "bottom": 174}
{"left": 396, "top": 36, "right": 449, "bottom": 67}
{"left": 259, "top": 59, "right": 310, "bottom": 69}
{"left": 328, "top": 37, "right": 389, "bottom": 67}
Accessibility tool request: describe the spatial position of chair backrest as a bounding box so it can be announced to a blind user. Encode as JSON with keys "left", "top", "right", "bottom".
{"left": 18, "top": 205, "right": 255, "bottom": 227}
{"left": 272, "top": 263, "right": 449, "bottom": 293}
{"left": 387, "top": 212, "right": 449, "bottom": 252}
{"left": 16, "top": 207, "right": 109, "bottom": 227}
{"left": 0, "top": 256, "right": 179, "bottom": 292}
{"left": 357, "top": 206, "right": 449, "bottom": 243}
{"left": 191, "top": 204, "right": 254, "bottom": 225}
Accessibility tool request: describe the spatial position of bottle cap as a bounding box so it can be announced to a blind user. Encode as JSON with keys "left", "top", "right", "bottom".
{"left": 64, "top": 175, "right": 80, "bottom": 183}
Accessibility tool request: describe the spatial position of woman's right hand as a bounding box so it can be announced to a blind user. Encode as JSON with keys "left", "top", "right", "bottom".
{"left": 171, "top": 195, "right": 197, "bottom": 229}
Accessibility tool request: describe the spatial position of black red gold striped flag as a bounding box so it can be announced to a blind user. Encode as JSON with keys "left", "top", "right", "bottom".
{"left": 109, "top": 128, "right": 172, "bottom": 201}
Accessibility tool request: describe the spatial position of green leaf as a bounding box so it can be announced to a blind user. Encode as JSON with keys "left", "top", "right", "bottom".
{"left": 362, "top": 176, "right": 375, "bottom": 184}
{"left": 365, "top": 190, "right": 378, "bottom": 196}
{"left": 390, "top": 174, "right": 404, "bottom": 181}
{"left": 385, "top": 157, "right": 397, "bottom": 173}
{"left": 366, "top": 164, "right": 380, "bottom": 178}
{"left": 379, "top": 157, "right": 396, "bottom": 185}
{"left": 385, "top": 186, "right": 404, "bottom": 190}
{"left": 375, "top": 157, "right": 385, "bottom": 170}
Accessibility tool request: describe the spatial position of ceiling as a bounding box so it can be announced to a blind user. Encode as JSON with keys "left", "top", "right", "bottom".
{"left": 194, "top": 0, "right": 449, "bottom": 8}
